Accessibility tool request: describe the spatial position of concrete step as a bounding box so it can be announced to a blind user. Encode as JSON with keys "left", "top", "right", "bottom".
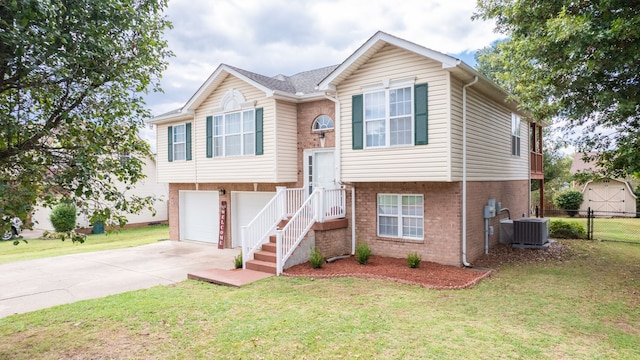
{"left": 246, "top": 259, "right": 277, "bottom": 274}
{"left": 254, "top": 250, "right": 276, "bottom": 263}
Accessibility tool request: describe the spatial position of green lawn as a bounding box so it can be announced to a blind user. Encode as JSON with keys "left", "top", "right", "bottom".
{"left": 550, "top": 217, "right": 640, "bottom": 243}
{"left": 0, "top": 225, "right": 169, "bottom": 264}
{"left": 1, "top": 240, "right": 639, "bottom": 359}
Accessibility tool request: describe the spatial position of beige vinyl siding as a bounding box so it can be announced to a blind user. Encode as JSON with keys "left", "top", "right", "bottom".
{"left": 156, "top": 74, "right": 296, "bottom": 183}
{"left": 450, "top": 77, "right": 529, "bottom": 181}
{"left": 156, "top": 122, "right": 197, "bottom": 183}
{"left": 195, "top": 75, "right": 282, "bottom": 182}
{"left": 339, "top": 44, "right": 451, "bottom": 182}
{"left": 274, "top": 100, "right": 298, "bottom": 182}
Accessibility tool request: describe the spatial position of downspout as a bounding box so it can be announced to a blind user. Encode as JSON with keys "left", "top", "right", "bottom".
{"left": 462, "top": 76, "right": 478, "bottom": 267}
{"left": 323, "top": 93, "right": 341, "bottom": 183}
{"left": 351, "top": 185, "right": 355, "bottom": 255}
{"left": 191, "top": 112, "right": 199, "bottom": 191}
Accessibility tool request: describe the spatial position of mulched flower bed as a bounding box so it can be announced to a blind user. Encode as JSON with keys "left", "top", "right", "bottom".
{"left": 283, "top": 241, "right": 573, "bottom": 290}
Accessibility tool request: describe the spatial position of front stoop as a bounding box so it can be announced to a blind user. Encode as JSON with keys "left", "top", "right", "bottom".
{"left": 188, "top": 268, "right": 273, "bottom": 287}
{"left": 245, "top": 217, "right": 349, "bottom": 275}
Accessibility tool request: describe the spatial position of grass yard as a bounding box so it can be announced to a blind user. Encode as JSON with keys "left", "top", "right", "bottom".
{"left": 550, "top": 217, "right": 640, "bottom": 243}
{"left": 0, "top": 225, "right": 169, "bottom": 264}
{"left": 1, "top": 240, "right": 638, "bottom": 359}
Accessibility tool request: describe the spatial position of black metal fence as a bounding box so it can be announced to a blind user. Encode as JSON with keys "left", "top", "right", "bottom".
{"left": 541, "top": 207, "right": 640, "bottom": 244}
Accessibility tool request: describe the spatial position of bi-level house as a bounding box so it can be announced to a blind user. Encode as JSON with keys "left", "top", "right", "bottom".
{"left": 149, "top": 32, "right": 544, "bottom": 274}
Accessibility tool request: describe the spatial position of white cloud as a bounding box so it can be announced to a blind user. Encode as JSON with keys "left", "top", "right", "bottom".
{"left": 143, "top": 0, "right": 504, "bottom": 148}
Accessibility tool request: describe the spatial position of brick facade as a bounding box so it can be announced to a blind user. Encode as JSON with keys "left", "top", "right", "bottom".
{"left": 166, "top": 96, "right": 530, "bottom": 268}
{"left": 350, "top": 180, "right": 529, "bottom": 266}
{"left": 167, "top": 182, "right": 295, "bottom": 247}
{"left": 296, "top": 99, "right": 335, "bottom": 186}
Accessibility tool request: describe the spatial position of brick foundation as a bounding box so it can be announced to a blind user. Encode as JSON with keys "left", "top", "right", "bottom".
{"left": 351, "top": 180, "right": 529, "bottom": 266}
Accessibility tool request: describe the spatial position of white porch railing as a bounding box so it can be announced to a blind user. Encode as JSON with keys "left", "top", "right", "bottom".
{"left": 276, "top": 190, "right": 319, "bottom": 275}
{"left": 275, "top": 187, "right": 346, "bottom": 275}
{"left": 241, "top": 187, "right": 308, "bottom": 269}
{"left": 242, "top": 186, "right": 346, "bottom": 275}
{"left": 321, "top": 188, "right": 346, "bottom": 221}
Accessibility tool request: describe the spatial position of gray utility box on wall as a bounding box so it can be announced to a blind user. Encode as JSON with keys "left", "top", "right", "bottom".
{"left": 513, "top": 218, "right": 550, "bottom": 248}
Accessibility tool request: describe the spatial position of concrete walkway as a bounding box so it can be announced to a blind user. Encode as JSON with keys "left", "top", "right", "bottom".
{"left": 0, "top": 241, "right": 239, "bottom": 318}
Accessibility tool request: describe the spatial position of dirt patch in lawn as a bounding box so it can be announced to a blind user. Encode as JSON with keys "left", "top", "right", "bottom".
{"left": 283, "top": 241, "right": 573, "bottom": 289}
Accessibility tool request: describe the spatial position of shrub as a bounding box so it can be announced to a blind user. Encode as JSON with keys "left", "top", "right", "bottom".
{"left": 407, "top": 252, "right": 421, "bottom": 268}
{"left": 355, "top": 243, "right": 372, "bottom": 265}
{"left": 49, "top": 202, "right": 77, "bottom": 233}
{"left": 549, "top": 219, "right": 587, "bottom": 239}
{"left": 234, "top": 253, "right": 242, "bottom": 269}
{"left": 308, "top": 248, "right": 324, "bottom": 269}
{"left": 553, "top": 190, "right": 584, "bottom": 217}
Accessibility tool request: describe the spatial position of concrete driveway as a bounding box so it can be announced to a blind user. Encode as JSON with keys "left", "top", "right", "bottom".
{"left": 0, "top": 241, "right": 239, "bottom": 318}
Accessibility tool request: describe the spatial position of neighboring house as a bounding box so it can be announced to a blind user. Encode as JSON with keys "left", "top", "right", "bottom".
{"left": 570, "top": 153, "right": 637, "bottom": 217}
{"left": 148, "top": 31, "right": 543, "bottom": 273}
{"left": 32, "top": 156, "right": 169, "bottom": 231}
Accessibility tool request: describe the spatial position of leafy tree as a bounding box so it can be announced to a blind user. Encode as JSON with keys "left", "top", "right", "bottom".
{"left": 0, "top": 0, "right": 172, "bottom": 235}
{"left": 474, "top": 1, "right": 640, "bottom": 179}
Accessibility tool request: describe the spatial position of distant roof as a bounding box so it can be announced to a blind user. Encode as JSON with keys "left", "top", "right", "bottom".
{"left": 570, "top": 153, "right": 601, "bottom": 174}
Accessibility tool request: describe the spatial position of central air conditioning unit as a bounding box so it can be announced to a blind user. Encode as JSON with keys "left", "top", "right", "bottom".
{"left": 513, "top": 218, "right": 549, "bottom": 248}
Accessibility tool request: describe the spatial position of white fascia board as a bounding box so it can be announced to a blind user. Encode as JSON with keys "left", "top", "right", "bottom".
{"left": 147, "top": 110, "right": 193, "bottom": 125}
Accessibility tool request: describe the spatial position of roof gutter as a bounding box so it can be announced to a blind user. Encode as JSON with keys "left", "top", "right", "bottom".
{"left": 462, "top": 76, "right": 478, "bottom": 267}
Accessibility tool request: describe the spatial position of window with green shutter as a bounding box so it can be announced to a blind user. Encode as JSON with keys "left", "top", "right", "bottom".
{"left": 352, "top": 82, "right": 428, "bottom": 148}
{"left": 185, "top": 122, "right": 192, "bottom": 161}
{"left": 255, "top": 107, "right": 263, "bottom": 155}
{"left": 167, "top": 123, "right": 191, "bottom": 161}
{"left": 167, "top": 126, "right": 173, "bottom": 162}
{"left": 352, "top": 94, "right": 363, "bottom": 150}
{"left": 206, "top": 116, "right": 213, "bottom": 158}
{"left": 414, "top": 83, "right": 428, "bottom": 145}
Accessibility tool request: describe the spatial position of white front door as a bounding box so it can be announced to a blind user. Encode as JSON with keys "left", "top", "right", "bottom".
{"left": 304, "top": 149, "right": 336, "bottom": 195}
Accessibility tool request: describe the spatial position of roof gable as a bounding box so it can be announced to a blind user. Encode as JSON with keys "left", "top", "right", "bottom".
{"left": 318, "top": 31, "right": 460, "bottom": 91}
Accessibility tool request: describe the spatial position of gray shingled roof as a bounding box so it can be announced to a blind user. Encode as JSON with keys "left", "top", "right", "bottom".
{"left": 225, "top": 64, "right": 339, "bottom": 96}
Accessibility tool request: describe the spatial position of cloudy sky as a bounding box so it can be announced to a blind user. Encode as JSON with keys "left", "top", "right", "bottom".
{"left": 141, "top": 0, "right": 505, "bottom": 147}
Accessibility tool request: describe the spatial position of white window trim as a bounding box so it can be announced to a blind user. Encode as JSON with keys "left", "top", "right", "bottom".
{"left": 511, "top": 113, "right": 521, "bottom": 157}
{"left": 213, "top": 108, "right": 255, "bottom": 158}
{"left": 363, "top": 85, "right": 415, "bottom": 149}
{"left": 172, "top": 123, "right": 187, "bottom": 162}
{"left": 377, "top": 193, "right": 424, "bottom": 240}
{"left": 312, "top": 115, "right": 334, "bottom": 132}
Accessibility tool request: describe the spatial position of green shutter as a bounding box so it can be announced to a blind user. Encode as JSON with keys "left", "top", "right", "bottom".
{"left": 185, "top": 122, "right": 192, "bottom": 161}
{"left": 352, "top": 94, "right": 363, "bottom": 150}
{"left": 255, "top": 108, "right": 264, "bottom": 155}
{"left": 167, "top": 126, "right": 173, "bottom": 162}
{"left": 206, "top": 116, "right": 213, "bottom": 158}
{"left": 414, "top": 83, "right": 428, "bottom": 145}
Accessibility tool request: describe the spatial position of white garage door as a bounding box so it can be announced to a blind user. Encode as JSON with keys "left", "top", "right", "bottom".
{"left": 231, "top": 192, "right": 276, "bottom": 248}
{"left": 180, "top": 191, "right": 219, "bottom": 243}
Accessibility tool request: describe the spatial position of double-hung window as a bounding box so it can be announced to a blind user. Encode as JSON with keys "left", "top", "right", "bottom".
{"left": 172, "top": 124, "right": 186, "bottom": 161}
{"left": 511, "top": 113, "right": 521, "bottom": 157}
{"left": 377, "top": 194, "right": 424, "bottom": 239}
{"left": 213, "top": 109, "right": 255, "bottom": 157}
{"left": 364, "top": 86, "right": 413, "bottom": 148}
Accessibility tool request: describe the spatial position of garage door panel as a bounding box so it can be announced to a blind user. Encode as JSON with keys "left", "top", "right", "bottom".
{"left": 232, "top": 192, "right": 276, "bottom": 247}
{"left": 180, "top": 191, "right": 219, "bottom": 243}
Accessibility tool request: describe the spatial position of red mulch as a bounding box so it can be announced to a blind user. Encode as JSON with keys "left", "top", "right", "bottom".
{"left": 282, "top": 242, "right": 573, "bottom": 290}
{"left": 282, "top": 254, "right": 493, "bottom": 290}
